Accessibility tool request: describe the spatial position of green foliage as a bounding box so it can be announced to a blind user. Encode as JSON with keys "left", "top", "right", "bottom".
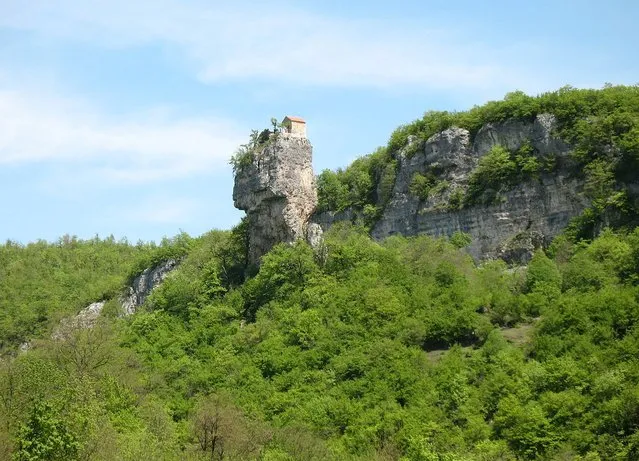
{"left": 5, "top": 228, "right": 639, "bottom": 459}
{"left": 465, "top": 145, "right": 518, "bottom": 205}
{"left": 494, "top": 397, "right": 557, "bottom": 458}
{"left": 0, "top": 235, "right": 172, "bottom": 352}
{"left": 230, "top": 122, "right": 281, "bottom": 174}
{"left": 514, "top": 141, "right": 542, "bottom": 177}
{"left": 6, "top": 86, "right": 639, "bottom": 459}
{"left": 449, "top": 232, "right": 472, "bottom": 249}
{"left": 316, "top": 169, "right": 350, "bottom": 212}
{"left": 127, "top": 231, "right": 193, "bottom": 283}
{"left": 525, "top": 251, "right": 562, "bottom": 293}
{"left": 316, "top": 147, "right": 394, "bottom": 215}
{"left": 464, "top": 142, "right": 550, "bottom": 206}
{"left": 14, "top": 401, "right": 80, "bottom": 461}
{"left": 409, "top": 172, "right": 437, "bottom": 201}
{"left": 447, "top": 187, "right": 465, "bottom": 211}
{"left": 229, "top": 143, "right": 255, "bottom": 173}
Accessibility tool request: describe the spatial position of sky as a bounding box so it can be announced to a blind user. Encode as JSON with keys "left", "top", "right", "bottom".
{"left": 1, "top": 0, "right": 637, "bottom": 244}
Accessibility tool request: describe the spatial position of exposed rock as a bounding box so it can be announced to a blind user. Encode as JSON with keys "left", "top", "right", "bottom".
{"left": 497, "top": 231, "right": 546, "bottom": 264}
{"left": 312, "top": 208, "right": 363, "bottom": 233}
{"left": 121, "top": 259, "right": 179, "bottom": 315}
{"left": 309, "top": 114, "right": 589, "bottom": 262}
{"left": 52, "top": 301, "right": 106, "bottom": 340}
{"left": 423, "top": 127, "right": 474, "bottom": 176}
{"left": 472, "top": 114, "right": 568, "bottom": 158}
{"left": 14, "top": 260, "right": 179, "bottom": 355}
{"left": 370, "top": 114, "right": 585, "bottom": 261}
{"left": 233, "top": 133, "right": 317, "bottom": 265}
{"left": 306, "top": 222, "right": 324, "bottom": 250}
{"left": 51, "top": 259, "right": 178, "bottom": 340}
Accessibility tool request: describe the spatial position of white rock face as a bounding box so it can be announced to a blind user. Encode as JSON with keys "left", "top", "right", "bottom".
{"left": 233, "top": 133, "right": 318, "bottom": 265}
{"left": 314, "top": 114, "right": 589, "bottom": 263}
{"left": 121, "top": 259, "right": 179, "bottom": 315}
{"left": 52, "top": 301, "right": 106, "bottom": 340}
{"left": 372, "top": 114, "right": 585, "bottom": 262}
{"left": 15, "top": 260, "right": 179, "bottom": 353}
{"left": 306, "top": 222, "right": 324, "bottom": 250}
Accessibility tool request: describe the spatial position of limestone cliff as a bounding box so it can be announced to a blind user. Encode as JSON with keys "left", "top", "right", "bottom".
{"left": 232, "top": 113, "right": 631, "bottom": 263}
{"left": 121, "top": 259, "right": 179, "bottom": 314}
{"left": 314, "top": 114, "right": 591, "bottom": 262}
{"left": 233, "top": 133, "right": 317, "bottom": 264}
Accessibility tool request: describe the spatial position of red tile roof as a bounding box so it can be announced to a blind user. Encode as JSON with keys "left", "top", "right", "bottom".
{"left": 283, "top": 116, "right": 306, "bottom": 124}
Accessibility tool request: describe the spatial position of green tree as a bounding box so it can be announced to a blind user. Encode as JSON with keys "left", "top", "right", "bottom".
{"left": 525, "top": 251, "right": 562, "bottom": 293}
{"left": 494, "top": 397, "right": 557, "bottom": 459}
{"left": 14, "top": 402, "right": 79, "bottom": 461}
{"left": 449, "top": 232, "right": 472, "bottom": 249}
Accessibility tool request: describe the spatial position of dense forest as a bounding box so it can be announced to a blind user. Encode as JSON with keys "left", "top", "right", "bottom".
{"left": 2, "top": 85, "right": 639, "bottom": 460}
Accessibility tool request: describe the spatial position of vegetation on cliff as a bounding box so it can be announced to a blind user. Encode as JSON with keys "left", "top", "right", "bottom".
{"left": 317, "top": 85, "right": 639, "bottom": 237}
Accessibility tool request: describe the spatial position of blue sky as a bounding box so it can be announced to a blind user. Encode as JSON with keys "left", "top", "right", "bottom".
{"left": 1, "top": 0, "right": 637, "bottom": 244}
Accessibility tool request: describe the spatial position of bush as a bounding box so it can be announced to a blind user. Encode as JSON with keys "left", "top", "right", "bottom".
{"left": 410, "top": 172, "right": 437, "bottom": 201}
{"left": 466, "top": 145, "right": 517, "bottom": 204}
{"left": 449, "top": 232, "right": 472, "bottom": 249}
{"left": 526, "top": 251, "right": 562, "bottom": 293}
{"left": 15, "top": 402, "right": 80, "bottom": 461}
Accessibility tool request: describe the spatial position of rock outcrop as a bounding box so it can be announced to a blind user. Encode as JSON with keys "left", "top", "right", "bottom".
{"left": 233, "top": 133, "right": 317, "bottom": 264}
{"left": 52, "top": 301, "right": 106, "bottom": 340}
{"left": 121, "top": 259, "right": 179, "bottom": 314}
{"left": 16, "top": 260, "right": 179, "bottom": 352}
{"left": 371, "top": 114, "right": 586, "bottom": 261}
{"left": 372, "top": 114, "right": 588, "bottom": 261}
{"left": 314, "top": 114, "right": 590, "bottom": 262}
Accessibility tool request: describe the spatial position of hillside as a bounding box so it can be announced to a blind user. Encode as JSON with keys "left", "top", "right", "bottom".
{"left": 1, "top": 86, "right": 639, "bottom": 460}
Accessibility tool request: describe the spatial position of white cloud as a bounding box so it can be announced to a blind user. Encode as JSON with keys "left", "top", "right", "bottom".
{"left": 0, "top": 0, "right": 530, "bottom": 90}
{"left": 0, "top": 87, "right": 245, "bottom": 182}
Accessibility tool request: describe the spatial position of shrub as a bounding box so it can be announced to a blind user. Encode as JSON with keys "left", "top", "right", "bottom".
{"left": 447, "top": 188, "right": 465, "bottom": 211}
{"left": 449, "top": 231, "right": 472, "bottom": 249}
{"left": 409, "top": 172, "right": 437, "bottom": 201}
{"left": 15, "top": 402, "right": 80, "bottom": 461}
{"left": 466, "top": 145, "right": 517, "bottom": 204}
{"left": 526, "top": 251, "right": 562, "bottom": 292}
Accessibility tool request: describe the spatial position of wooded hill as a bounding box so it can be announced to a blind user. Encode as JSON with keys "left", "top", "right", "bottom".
{"left": 2, "top": 85, "right": 639, "bottom": 460}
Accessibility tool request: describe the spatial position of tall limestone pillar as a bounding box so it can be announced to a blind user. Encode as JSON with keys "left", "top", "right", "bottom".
{"left": 232, "top": 131, "right": 317, "bottom": 265}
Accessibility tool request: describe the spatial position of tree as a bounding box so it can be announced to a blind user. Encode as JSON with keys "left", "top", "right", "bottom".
{"left": 192, "top": 394, "right": 268, "bottom": 460}
{"left": 525, "top": 251, "right": 561, "bottom": 293}
{"left": 14, "top": 401, "right": 79, "bottom": 461}
{"left": 270, "top": 117, "right": 280, "bottom": 134}
{"left": 53, "top": 321, "right": 113, "bottom": 377}
{"left": 494, "top": 397, "right": 557, "bottom": 459}
{"left": 466, "top": 145, "right": 517, "bottom": 204}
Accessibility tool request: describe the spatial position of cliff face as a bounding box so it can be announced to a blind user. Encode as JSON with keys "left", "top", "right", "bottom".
{"left": 315, "top": 114, "right": 590, "bottom": 262}
{"left": 121, "top": 259, "right": 179, "bottom": 315}
{"left": 233, "top": 133, "right": 317, "bottom": 264}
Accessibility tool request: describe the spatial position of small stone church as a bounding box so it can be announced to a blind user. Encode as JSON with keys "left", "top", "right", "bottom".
{"left": 281, "top": 116, "right": 307, "bottom": 138}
